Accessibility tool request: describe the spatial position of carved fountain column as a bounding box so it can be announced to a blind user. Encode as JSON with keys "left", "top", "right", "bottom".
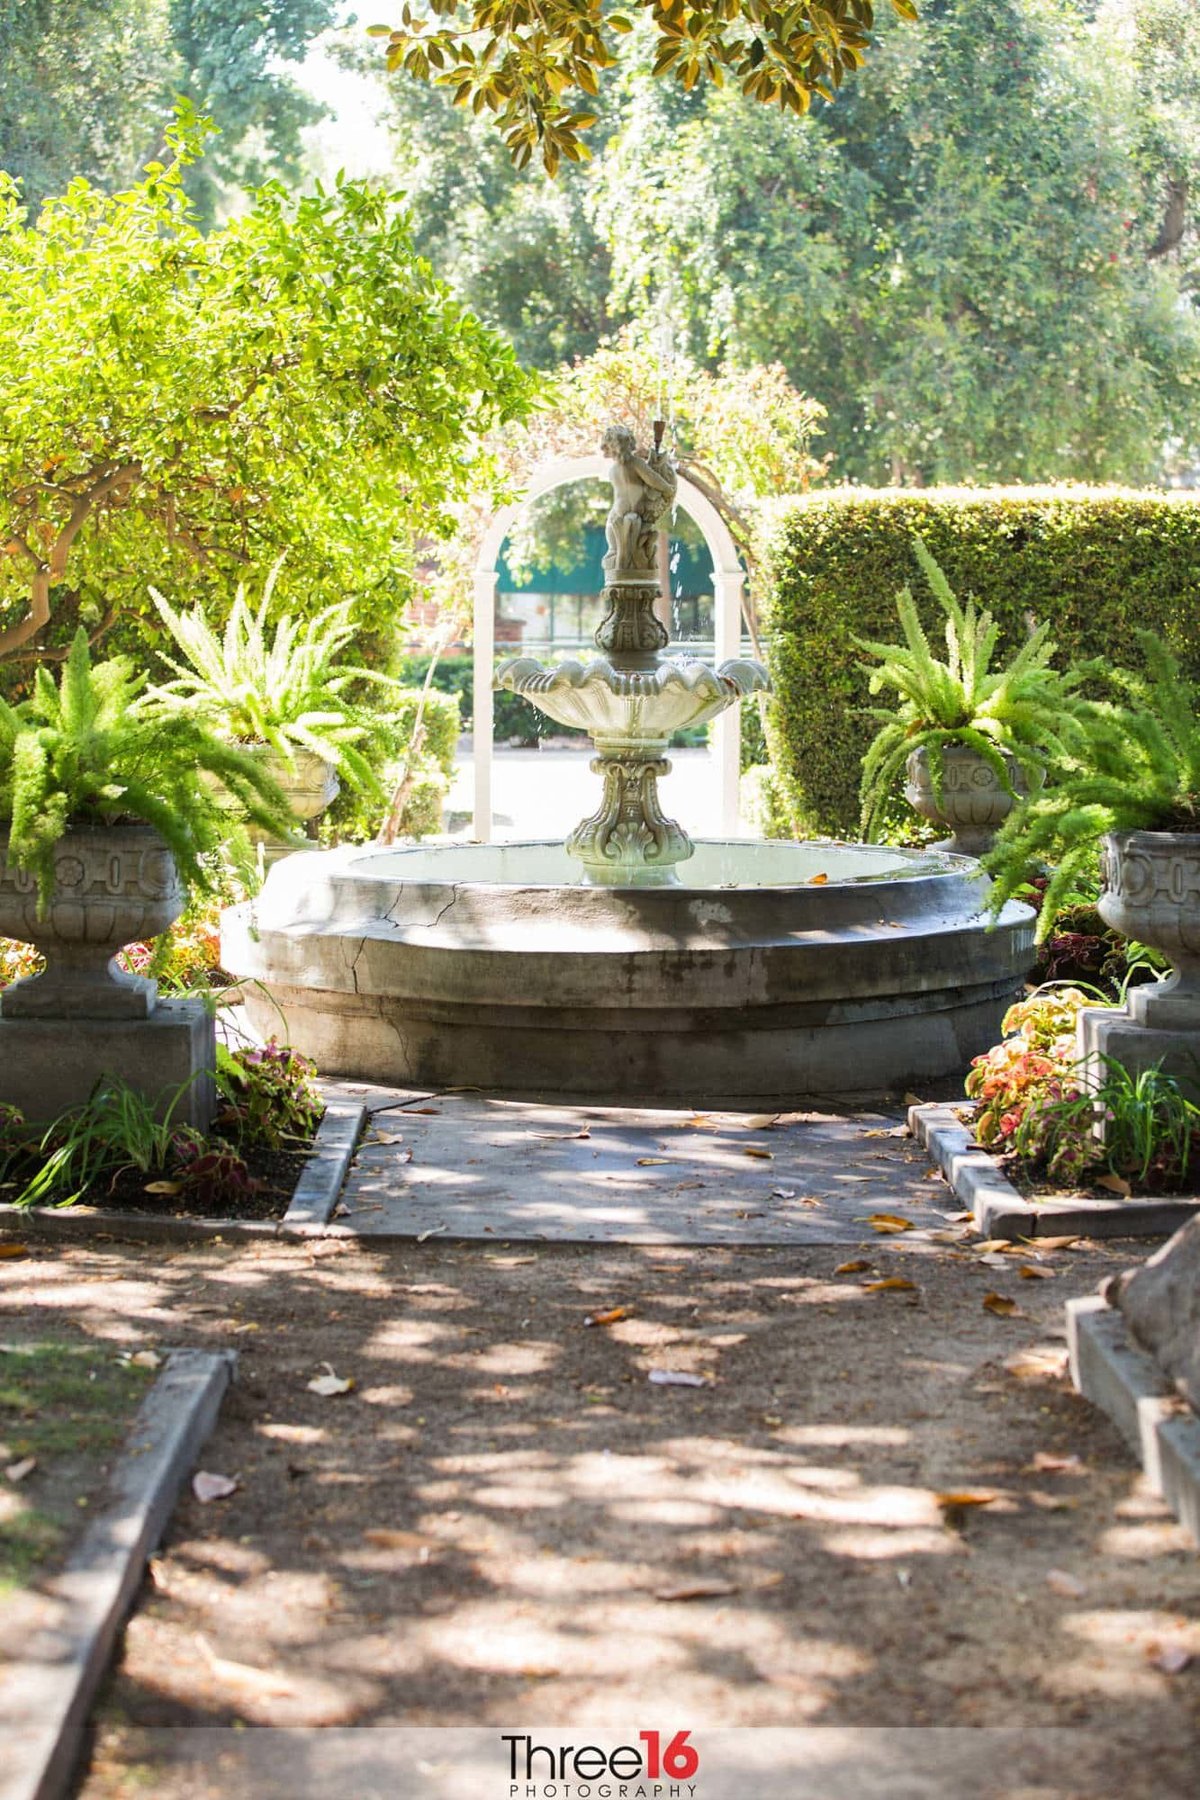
{"left": 496, "top": 422, "right": 770, "bottom": 887}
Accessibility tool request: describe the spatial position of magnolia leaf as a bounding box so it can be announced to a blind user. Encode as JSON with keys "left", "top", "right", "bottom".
{"left": 835, "top": 1258, "right": 872, "bottom": 1274}
{"left": 192, "top": 1469, "right": 238, "bottom": 1502}
{"left": 867, "top": 1213, "right": 916, "bottom": 1233}
{"left": 983, "top": 1292, "right": 1019, "bottom": 1315}
{"left": 744, "top": 1146, "right": 774, "bottom": 1159}
{"left": 307, "top": 1362, "right": 354, "bottom": 1397}
{"left": 5, "top": 1456, "right": 36, "bottom": 1483}
{"left": 864, "top": 1276, "right": 917, "bottom": 1292}
{"left": 1095, "top": 1172, "right": 1132, "bottom": 1197}
{"left": 584, "top": 1306, "right": 630, "bottom": 1327}
{"left": 648, "top": 1368, "right": 708, "bottom": 1387}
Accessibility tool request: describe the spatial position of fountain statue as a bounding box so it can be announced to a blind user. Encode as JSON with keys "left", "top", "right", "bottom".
{"left": 495, "top": 423, "right": 770, "bottom": 886}
{"left": 220, "top": 419, "right": 1035, "bottom": 1105}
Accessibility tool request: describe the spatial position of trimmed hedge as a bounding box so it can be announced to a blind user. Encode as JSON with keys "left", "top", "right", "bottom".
{"left": 762, "top": 487, "right": 1200, "bottom": 838}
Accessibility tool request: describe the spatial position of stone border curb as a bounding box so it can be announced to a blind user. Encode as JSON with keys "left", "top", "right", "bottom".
{"left": 0, "top": 1096, "right": 365, "bottom": 1247}
{"left": 1067, "top": 1293, "right": 1200, "bottom": 1546}
{"left": 909, "top": 1103, "right": 1200, "bottom": 1241}
{"left": 0, "top": 1347, "right": 236, "bottom": 1800}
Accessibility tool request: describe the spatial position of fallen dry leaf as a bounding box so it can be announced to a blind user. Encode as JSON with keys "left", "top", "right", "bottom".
{"left": 904, "top": 1092, "right": 926, "bottom": 1107}
{"left": 584, "top": 1306, "right": 630, "bottom": 1327}
{"left": 307, "top": 1362, "right": 354, "bottom": 1398}
{"left": 416, "top": 1224, "right": 446, "bottom": 1243}
{"left": 1095, "top": 1172, "right": 1132, "bottom": 1198}
{"left": 371, "top": 1132, "right": 405, "bottom": 1145}
{"left": 1029, "top": 1235, "right": 1081, "bottom": 1252}
{"left": 744, "top": 1147, "right": 774, "bottom": 1160}
{"left": 0, "top": 1243, "right": 30, "bottom": 1259}
{"left": 807, "top": 872, "right": 829, "bottom": 886}
{"left": 127, "top": 1348, "right": 163, "bottom": 1370}
{"left": 144, "top": 1180, "right": 182, "bottom": 1195}
{"left": 1018, "top": 1264, "right": 1056, "bottom": 1280}
{"left": 1045, "top": 1569, "right": 1087, "bottom": 1599}
{"left": 1028, "top": 1492, "right": 1079, "bottom": 1513}
{"left": 637, "top": 1157, "right": 672, "bottom": 1166}
{"left": 770, "top": 1187, "right": 797, "bottom": 1200}
{"left": 654, "top": 1580, "right": 739, "bottom": 1602}
{"left": 195, "top": 1635, "right": 294, "bottom": 1698}
{"left": 974, "top": 1238, "right": 1022, "bottom": 1254}
{"left": 835, "top": 1259, "right": 872, "bottom": 1275}
{"left": 1004, "top": 1346, "right": 1069, "bottom": 1381}
{"left": 745, "top": 1113, "right": 781, "bottom": 1130}
{"left": 648, "top": 1368, "right": 709, "bottom": 1388}
{"left": 411, "top": 1107, "right": 441, "bottom": 1115}
{"left": 936, "top": 1490, "right": 999, "bottom": 1510}
{"left": 983, "top": 1292, "right": 1019, "bottom": 1316}
{"left": 1025, "top": 1451, "right": 1084, "bottom": 1475}
{"left": 864, "top": 1276, "right": 917, "bottom": 1293}
{"left": 867, "top": 1213, "right": 916, "bottom": 1234}
{"left": 363, "top": 1528, "right": 437, "bottom": 1562}
{"left": 5, "top": 1456, "right": 36, "bottom": 1483}
{"left": 192, "top": 1470, "right": 238, "bottom": 1503}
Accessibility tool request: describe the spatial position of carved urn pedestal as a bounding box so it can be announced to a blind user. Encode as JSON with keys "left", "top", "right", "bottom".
{"left": 905, "top": 744, "right": 1030, "bottom": 858}
{"left": 1077, "top": 831, "right": 1200, "bottom": 1104}
{"left": 0, "top": 823, "right": 215, "bottom": 1128}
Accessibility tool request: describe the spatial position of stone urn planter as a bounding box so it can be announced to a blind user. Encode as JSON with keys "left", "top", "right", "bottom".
{"left": 905, "top": 743, "right": 1031, "bottom": 858}
{"left": 0, "top": 821, "right": 215, "bottom": 1129}
{"left": 209, "top": 746, "right": 338, "bottom": 862}
{"left": 1079, "top": 830, "right": 1200, "bottom": 1102}
{"left": 0, "top": 822, "right": 185, "bottom": 1019}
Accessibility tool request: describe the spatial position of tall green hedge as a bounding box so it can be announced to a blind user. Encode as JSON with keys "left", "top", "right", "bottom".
{"left": 762, "top": 487, "right": 1200, "bottom": 838}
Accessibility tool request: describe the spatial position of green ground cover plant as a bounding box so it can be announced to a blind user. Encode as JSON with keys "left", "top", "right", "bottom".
{"left": 0, "top": 1343, "right": 153, "bottom": 1594}
{"left": 762, "top": 489, "right": 1200, "bottom": 838}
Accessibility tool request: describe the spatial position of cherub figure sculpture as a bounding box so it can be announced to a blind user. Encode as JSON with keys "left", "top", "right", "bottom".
{"left": 601, "top": 423, "right": 678, "bottom": 582}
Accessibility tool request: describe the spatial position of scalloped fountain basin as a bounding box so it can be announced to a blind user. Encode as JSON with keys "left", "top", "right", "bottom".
{"left": 222, "top": 837, "right": 1034, "bottom": 1106}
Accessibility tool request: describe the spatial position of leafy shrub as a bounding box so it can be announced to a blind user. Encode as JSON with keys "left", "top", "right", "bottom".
{"left": 322, "top": 685, "right": 462, "bottom": 842}
{"left": 215, "top": 1041, "right": 323, "bottom": 1151}
{"left": 763, "top": 489, "right": 1200, "bottom": 837}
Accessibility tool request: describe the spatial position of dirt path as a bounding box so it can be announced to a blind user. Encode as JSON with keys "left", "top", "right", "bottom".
{"left": 2, "top": 1229, "right": 1197, "bottom": 1796}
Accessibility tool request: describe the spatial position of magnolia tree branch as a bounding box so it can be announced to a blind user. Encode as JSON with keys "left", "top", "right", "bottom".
{"left": 0, "top": 463, "right": 141, "bottom": 658}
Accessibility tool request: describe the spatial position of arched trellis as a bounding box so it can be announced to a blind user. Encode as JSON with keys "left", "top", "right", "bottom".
{"left": 472, "top": 454, "right": 747, "bottom": 840}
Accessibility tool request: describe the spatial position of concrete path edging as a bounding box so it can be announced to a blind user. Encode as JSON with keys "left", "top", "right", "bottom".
{"left": 0, "top": 1347, "right": 237, "bottom": 1800}
{"left": 0, "top": 1096, "right": 365, "bottom": 1247}
{"left": 1067, "top": 1293, "right": 1200, "bottom": 1546}
{"left": 910, "top": 1103, "right": 1200, "bottom": 1241}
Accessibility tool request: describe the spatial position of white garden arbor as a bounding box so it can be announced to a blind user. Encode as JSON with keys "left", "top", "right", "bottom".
{"left": 472, "top": 454, "right": 748, "bottom": 841}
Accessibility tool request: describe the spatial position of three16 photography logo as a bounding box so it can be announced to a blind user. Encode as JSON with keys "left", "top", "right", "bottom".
{"left": 501, "top": 1730, "right": 701, "bottom": 1799}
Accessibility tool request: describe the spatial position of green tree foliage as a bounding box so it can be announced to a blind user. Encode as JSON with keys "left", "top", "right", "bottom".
{"left": 597, "top": 0, "right": 1200, "bottom": 483}
{"left": 0, "top": 0, "right": 175, "bottom": 205}
{"left": 370, "top": 0, "right": 918, "bottom": 173}
{"left": 168, "top": 1, "right": 339, "bottom": 224}
{"left": 0, "top": 1, "right": 338, "bottom": 221}
{"left": 0, "top": 119, "right": 536, "bottom": 680}
{"left": 366, "top": 0, "right": 1200, "bottom": 484}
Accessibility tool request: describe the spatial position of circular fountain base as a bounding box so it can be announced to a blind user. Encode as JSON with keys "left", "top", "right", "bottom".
{"left": 221, "top": 839, "right": 1034, "bottom": 1105}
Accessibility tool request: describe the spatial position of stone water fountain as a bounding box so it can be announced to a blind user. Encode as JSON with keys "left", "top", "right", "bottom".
{"left": 222, "top": 422, "right": 1034, "bottom": 1104}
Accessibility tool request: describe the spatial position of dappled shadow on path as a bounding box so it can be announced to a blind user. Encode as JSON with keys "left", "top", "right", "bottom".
{"left": 1, "top": 1233, "right": 1196, "bottom": 1797}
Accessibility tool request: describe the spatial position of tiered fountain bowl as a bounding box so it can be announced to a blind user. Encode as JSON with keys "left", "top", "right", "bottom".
{"left": 221, "top": 423, "right": 1034, "bottom": 1104}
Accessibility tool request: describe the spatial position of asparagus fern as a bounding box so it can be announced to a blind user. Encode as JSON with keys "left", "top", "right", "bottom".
{"left": 150, "top": 560, "right": 394, "bottom": 800}
{"left": 0, "top": 630, "right": 295, "bottom": 913}
{"left": 856, "top": 537, "right": 1076, "bottom": 840}
{"left": 986, "top": 630, "right": 1200, "bottom": 934}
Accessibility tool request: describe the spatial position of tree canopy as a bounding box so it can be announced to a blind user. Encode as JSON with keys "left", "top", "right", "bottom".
{"left": 0, "top": 0, "right": 339, "bottom": 221}
{"left": 369, "top": 0, "right": 1200, "bottom": 484}
{"left": 0, "top": 117, "right": 537, "bottom": 673}
{"left": 370, "top": 0, "right": 919, "bottom": 172}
